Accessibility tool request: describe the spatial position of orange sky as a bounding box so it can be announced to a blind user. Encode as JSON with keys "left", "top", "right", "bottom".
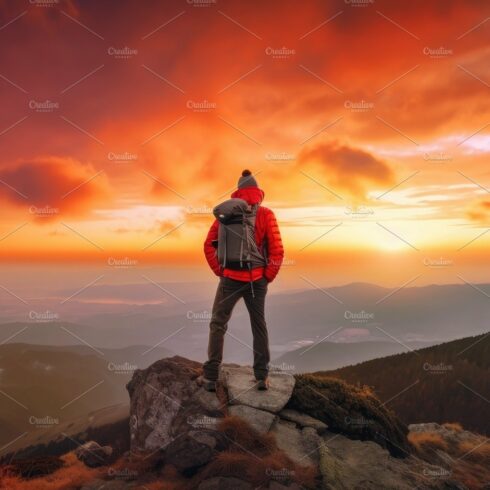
{"left": 0, "top": 0, "right": 489, "bottom": 284}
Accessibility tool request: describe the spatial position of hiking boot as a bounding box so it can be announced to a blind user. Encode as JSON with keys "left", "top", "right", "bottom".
{"left": 257, "top": 378, "right": 270, "bottom": 391}
{"left": 196, "top": 375, "right": 216, "bottom": 392}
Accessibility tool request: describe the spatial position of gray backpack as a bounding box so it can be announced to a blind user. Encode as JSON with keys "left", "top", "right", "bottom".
{"left": 213, "top": 198, "right": 266, "bottom": 271}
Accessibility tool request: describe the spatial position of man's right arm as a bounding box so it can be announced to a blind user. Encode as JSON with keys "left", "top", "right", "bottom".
{"left": 203, "top": 219, "right": 222, "bottom": 276}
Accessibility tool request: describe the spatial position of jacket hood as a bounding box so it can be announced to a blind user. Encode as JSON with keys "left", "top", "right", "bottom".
{"left": 231, "top": 186, "right": 264, "bottom": 205}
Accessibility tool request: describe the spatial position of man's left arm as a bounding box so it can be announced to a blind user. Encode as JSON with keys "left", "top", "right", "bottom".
{"left": 264, "top": 209, "right": 284, "bottom": 282}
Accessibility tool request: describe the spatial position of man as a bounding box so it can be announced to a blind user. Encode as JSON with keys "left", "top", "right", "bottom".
{"left": 199, "top": 170, "right": 284, "bottom": 391}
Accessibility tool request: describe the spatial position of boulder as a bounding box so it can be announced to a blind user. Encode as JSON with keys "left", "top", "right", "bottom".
{"left": 74, "top": 441, "right": 113, "bottom": 468}
{"left": 270, "top": 419, "right": 315, "bottom": 467}
{"left": 279, "top": 408, "right": 328, "bottom": 432}
{"left": 222, "top": 366, "right": 295, "bottom": 413}
{"left": 126, "top": 356, "right": 225, "bottom": 453}
{"left": 228, "top": 405, "right": 276, "bottom": 433}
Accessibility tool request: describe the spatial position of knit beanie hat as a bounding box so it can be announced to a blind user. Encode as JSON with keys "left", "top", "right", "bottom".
{"left": 237, "top": 169, "right": 258, "bottom": 189}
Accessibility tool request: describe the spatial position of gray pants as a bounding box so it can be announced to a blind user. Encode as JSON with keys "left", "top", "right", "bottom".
{"left": 203, "top": 276, "right": 270, "bottom": 381}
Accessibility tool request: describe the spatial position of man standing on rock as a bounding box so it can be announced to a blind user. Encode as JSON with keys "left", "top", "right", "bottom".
{"left": 199, "top": 170, "right": 284, "bottom": 392}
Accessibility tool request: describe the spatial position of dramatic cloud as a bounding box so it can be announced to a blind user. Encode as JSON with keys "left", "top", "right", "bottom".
{"left": 467, "top": 199, "right": 490, "bottom": 224}
{"left": 0, "top": 157, "right": 109, "bottom": 221}
{"left": 298, "top": 142, "right": 395, "bottom": 199}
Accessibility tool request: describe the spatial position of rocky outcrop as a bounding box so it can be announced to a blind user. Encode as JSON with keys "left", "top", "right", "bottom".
{"left": 74, "top": 441, "right": 113, "bottom": 468}
{"left": 124, "top": 356, "right": 466, "bottom": 489}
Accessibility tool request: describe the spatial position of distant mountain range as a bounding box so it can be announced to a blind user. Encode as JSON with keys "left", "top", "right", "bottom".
{"left": 318, "top": 333, "right": 490, "bottom": 435}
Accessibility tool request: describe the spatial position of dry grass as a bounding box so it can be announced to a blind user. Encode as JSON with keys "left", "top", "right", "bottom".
{"left": 408, "top": 431, "right": 448, "bottom": 453}
{"left": 184, "top": 415, "right": 319, "bottom": 489}
{"left": 442, "top": 422, "right": 463, "bottom": 432}
{"left": 0, "top": 453, "right": 102, "bottom": 490}
{"left": 458, "top": 440, "right": 490, "bottom": 465}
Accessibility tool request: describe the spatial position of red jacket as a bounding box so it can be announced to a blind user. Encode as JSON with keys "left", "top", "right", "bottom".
{"left": 204, "top": 187, "right": 284, "bottom": 282}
